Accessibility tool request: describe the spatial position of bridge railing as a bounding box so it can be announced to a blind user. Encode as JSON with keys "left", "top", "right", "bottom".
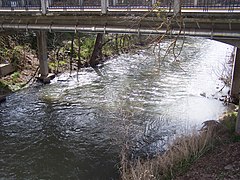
{"left": 0, "top": 0, "right": 240, "bottom": 12}
{"left": 181, "top": 0, "right": 240, "bottom": 10}
{"left": 48, "top": 0, "right": 101, "bottom": 9}
{"left": 0, "top": 0, "right": 41, "bottom": 9}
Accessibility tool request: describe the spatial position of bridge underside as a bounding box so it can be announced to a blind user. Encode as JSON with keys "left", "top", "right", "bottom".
{"left": 0, "top": 12, "right": 240, "bottom": 39}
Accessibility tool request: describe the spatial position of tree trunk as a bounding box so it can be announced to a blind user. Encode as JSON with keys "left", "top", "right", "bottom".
{"left": 115, "top": 34, "right": 119, "bottom": 54}
{"left": 89, "top": 33, "right": 103, "bottom": 68}
{"left": 77, "top": 32, "right": 82, "bottom": 71}
{"left": 70, "top": 33, "right": 75, "bottom": 74}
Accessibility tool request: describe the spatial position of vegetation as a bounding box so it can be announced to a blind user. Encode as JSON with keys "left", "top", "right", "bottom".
{"left": 0, "top": 31, "right": 140, "bottom": 93}
{"left": 120, "top": 111, "right": 240, "bottom": 180}
{"left": 47, "top": 32, "right": 139, "bottom": 73}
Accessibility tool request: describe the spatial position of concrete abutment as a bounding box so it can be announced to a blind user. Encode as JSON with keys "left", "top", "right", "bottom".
{"left": 230, "top": 48, "right": 240, "bottom": 101}
{"left": 231, "top": 47, "right": 240, "bottom": 134}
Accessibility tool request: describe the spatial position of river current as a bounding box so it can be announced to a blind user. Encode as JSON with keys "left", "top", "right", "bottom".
{"left": 0, "top": 38, "right": 234, "bottom": 179}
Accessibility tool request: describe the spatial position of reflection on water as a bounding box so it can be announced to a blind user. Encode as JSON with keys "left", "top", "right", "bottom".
{"left": 0, "top": 38, "right": 234, "bottom": 179}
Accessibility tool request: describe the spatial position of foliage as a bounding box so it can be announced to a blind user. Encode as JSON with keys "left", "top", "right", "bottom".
{"left": 10, "top": 72, "right": 21, "bottom": 82}
{"left": 220, "top": 112, "right": 237, "bottom": 134}
{"left": 47, "top": 32, "right": 138, "bottom": 73}
{"left": 0, "top": 33, "right": 35, "bottom": 70}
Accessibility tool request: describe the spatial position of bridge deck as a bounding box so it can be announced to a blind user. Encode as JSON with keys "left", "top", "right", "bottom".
{"left": 0, "top": 1, "right": 240, "bottom": 39}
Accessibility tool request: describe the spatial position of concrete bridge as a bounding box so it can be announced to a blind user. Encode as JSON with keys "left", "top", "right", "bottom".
{"left": 1, "top": 0, "right": 240, "bottom": 132}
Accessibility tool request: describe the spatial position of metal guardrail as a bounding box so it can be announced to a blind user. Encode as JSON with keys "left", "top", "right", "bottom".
{"left": 181, "top": 0, "right": 240, "bottom": 9}
{"left": 0, "top": 0, "right": 41, "bottom": 8}
{"left": 0, "top": 0, "right": 240, "bottom": 11}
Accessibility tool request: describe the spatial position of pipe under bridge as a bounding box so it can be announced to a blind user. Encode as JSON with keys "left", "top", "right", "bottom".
{"left": 1, "top": 0, "right": 240, "bottom": 133}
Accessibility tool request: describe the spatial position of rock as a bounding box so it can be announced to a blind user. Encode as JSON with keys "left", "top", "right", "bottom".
{"left": 0, "top": 95, "right": 6, "bottom": 103}
{"left": 0, "top": 64, "right": 15, "bottom": 77}
{"left": 224, "top": 164, "right": 233, "bottom": 170}
{"left": 36, "top": 73, "right": 55, "bottom": 84}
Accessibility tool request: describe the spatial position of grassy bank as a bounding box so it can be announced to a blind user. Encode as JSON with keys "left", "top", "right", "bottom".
{"left": 121, "top": 111, "right": 240, "bottom": 180}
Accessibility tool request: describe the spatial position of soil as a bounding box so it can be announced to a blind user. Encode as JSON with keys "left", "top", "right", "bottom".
{"left": 176, "top": 136, "right": 240, "bottom": 180}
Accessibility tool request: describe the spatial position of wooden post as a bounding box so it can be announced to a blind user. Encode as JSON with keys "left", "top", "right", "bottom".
{"left": 173, "top": 0, "right": 181, "bottom": 15}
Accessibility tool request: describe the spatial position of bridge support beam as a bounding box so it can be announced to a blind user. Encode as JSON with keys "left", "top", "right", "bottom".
{"left": 230, "top": 48, "right": 240, "bottom": 102}
{"left": 173, "top": 0, "right": 181, "bottom": 15}
{"left": 37, "top": 30, "right": 50, "bottom": 83}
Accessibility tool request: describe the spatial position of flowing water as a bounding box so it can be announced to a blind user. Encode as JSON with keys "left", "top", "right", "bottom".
{"left": 0, "top": 38, "right": 234, "bottom": 179}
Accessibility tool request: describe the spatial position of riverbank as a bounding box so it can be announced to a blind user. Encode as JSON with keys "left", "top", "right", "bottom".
{"left": 176, "top": 137, "right": 240, "bottom": 179}
{"left": 176, "top": 111, "right": 240, "bottom": 180}
{"left": 0, "top": 53, "right": 39, "bottom": 98}
{"left": 121, "top": 110, "right": 240, "bottom": 180}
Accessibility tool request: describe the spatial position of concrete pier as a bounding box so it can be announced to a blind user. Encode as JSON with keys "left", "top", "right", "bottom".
{"left": 231, "top": 47, "right": 240, "bottom": 134}
{"left": 37, "top": 30, "right": 50, "bottom": 83}
{"left": 230, "top": 48, "right": 240, "bottom": 102}
{"left": 236, "top": 105, "right": 240, "bottom": 134}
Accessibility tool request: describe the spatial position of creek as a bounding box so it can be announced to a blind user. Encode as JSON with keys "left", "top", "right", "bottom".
{"left": 0, "top": 38, "right": 234, "bottom": 179}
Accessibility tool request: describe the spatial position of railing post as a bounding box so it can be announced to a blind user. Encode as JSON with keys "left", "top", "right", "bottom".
{"left": 21, "top": 0, "right": 24, "bottom": 7}
{"left": 41, "top": 0, "right": 47, "bottom": 15}
{"left": 194, "top": 0, "right": 198, "bottom": 6}
{"left": 47, "top": 0, "right": 52, "bottom": 7}
{"left": 79, "top": 0, "right": 83, "bottom": 6}
{"left": 113, "top": 0, "right": 118, "bottom": 6}
{"left": 152, "top": 0, "right": 156, "bottom": 6}
{"left": 101, "top": 0, "right": 108, "bottom": 14}
{"left": 173, "top": 0, "right": 181, "bottom": 15}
